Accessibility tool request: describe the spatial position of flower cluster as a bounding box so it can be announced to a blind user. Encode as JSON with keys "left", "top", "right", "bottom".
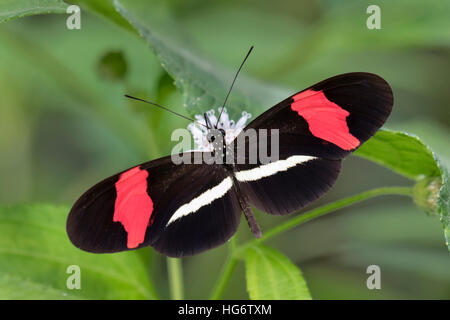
{"left": 187, "top": 108, "right": 252, "bottom": 151}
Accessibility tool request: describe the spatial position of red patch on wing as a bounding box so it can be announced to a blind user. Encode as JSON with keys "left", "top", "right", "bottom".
{"left": 291, "top": 89, "right": 360, "bottom": 150}
{"left": 114, "top": 166, "right": 154, "bottom": 249}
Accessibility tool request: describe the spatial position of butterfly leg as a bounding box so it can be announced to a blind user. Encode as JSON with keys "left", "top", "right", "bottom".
{"left": 230, "top": 172, "right": 262, "bottom": 238}
{"left": 241, "top": 199, "right": 262, "bottom": 238}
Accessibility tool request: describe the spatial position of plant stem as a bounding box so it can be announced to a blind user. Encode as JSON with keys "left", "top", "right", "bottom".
{"left": 210, "top": 237, "right": 238, "bottom": 300}
{"left": 234, "top": 186, "right": 413, "bottom": 256}
{"left": 167, "top": 258, "right": 184, "bottom": 300}
{"left": 210, "top": 186, "right": 412, "bottom": 299}
{"left": 210, "top": 256, "right": 238, "bottom": 300}
{"left": 196, "top": 186, "right": 412, "bottom": 300}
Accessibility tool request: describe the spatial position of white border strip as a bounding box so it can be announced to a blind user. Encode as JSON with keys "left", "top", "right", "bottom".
{"left": 235, "top": 155, "right": 317, "bottom": 182}
{"left": 166, "top": 177, "right": 233, "bottom": 226}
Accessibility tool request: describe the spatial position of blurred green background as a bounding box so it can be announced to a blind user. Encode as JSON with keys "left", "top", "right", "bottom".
{"left": 0, "top": 0, "right": 449, "bottom": 299}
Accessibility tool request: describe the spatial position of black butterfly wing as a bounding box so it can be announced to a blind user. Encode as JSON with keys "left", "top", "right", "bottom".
{"left": 234, "top": 156, "right": 342, "bottom": 215}
{"left": 233, "top": 72, "right": 393, "bottom": 215}
{"left": 240, "top": 72, "right": 393, "bottom": 160}
{"left": 67, "top": 152, "right": 241, "bottom": 257}
{"left": 147, "top": 162, "right": 241, "bottom": 257}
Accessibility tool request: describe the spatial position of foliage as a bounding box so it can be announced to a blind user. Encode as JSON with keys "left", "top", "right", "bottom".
{"left": 0, "top": 204, "right": 156, "bottom": 299}
{"left": 245, "top": 244, "right": 311, "bottom": 300}
{"left": 0, "top": 0, "right": 68, "bottom": 24}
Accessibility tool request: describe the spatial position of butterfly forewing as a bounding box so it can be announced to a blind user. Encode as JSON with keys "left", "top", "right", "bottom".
{"left": 240, "top": 72, "right": 393, "bottom": 160}
{"left": 232, "top": 72, "right": 393, "bottom": 215}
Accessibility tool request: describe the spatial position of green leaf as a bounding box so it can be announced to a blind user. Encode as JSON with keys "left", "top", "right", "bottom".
{"left": 0, "top": 204, "right": 157, "bottom": 299}
{"left": 245, "top": 244, "right": 311, "bottom": 300}
{"left": 355, "top": 129, "right": 441, "bottom": 180}
{"left": 112, "top": 0, "right": 289, "bottom": 120}
{"left": 0, "top": 273, "right": 83, "bottom": 300}
{"left": 69, "top": 0, "right": 135, "bottom": 33}
{"left": 355, "top": 129, "right": 449, "bottom": 251}
{"left": 0, "top": 0, "right": 68, "bottom": 23}
{"left": 437, "top": 164, "right": 449, "bottom": 250}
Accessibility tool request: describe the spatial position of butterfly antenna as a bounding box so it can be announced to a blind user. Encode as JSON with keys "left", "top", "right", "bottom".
{"left": 215, "top": 46, "right": 254, "bottom": 128}
{"left": 204, "top": 112, "right": 213, "bottom": 129}
{"left": 124, "top": 95, "right": 207, "bottom": 128}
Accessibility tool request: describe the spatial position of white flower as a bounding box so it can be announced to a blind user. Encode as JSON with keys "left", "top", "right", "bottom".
{"left": 187, "top": 108, "right": 252, "bottom": 151}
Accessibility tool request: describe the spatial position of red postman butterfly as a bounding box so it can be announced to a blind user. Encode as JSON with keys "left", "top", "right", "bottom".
{"left": 67, "top": 47, "right": 393, "bottom": 257}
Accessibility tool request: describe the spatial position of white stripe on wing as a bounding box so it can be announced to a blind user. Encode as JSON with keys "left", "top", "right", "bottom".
{"left": 166, "top": 177, "right": 233, "bottom": 226}
{"left": 235, "top": 155, "right": 317, "bottom": 182}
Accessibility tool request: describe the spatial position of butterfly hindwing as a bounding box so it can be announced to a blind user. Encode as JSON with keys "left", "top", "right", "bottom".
{"left": 67, "top": 153, "right": 241, "bottom": 257}
{"left": 234, "top": 154, "right": 342, "bottom": 215}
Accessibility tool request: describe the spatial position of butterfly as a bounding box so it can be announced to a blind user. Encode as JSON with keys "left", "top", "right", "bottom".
{"left": 67, "top": 48, "right": 393, "bottom": 258}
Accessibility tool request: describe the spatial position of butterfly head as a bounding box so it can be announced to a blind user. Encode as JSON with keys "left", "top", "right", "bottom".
{"left": 206, "top": 128, "right": 225, "bottom": 143}
{"left": 204, "top": 112, "right": 225, "bottom": 142}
